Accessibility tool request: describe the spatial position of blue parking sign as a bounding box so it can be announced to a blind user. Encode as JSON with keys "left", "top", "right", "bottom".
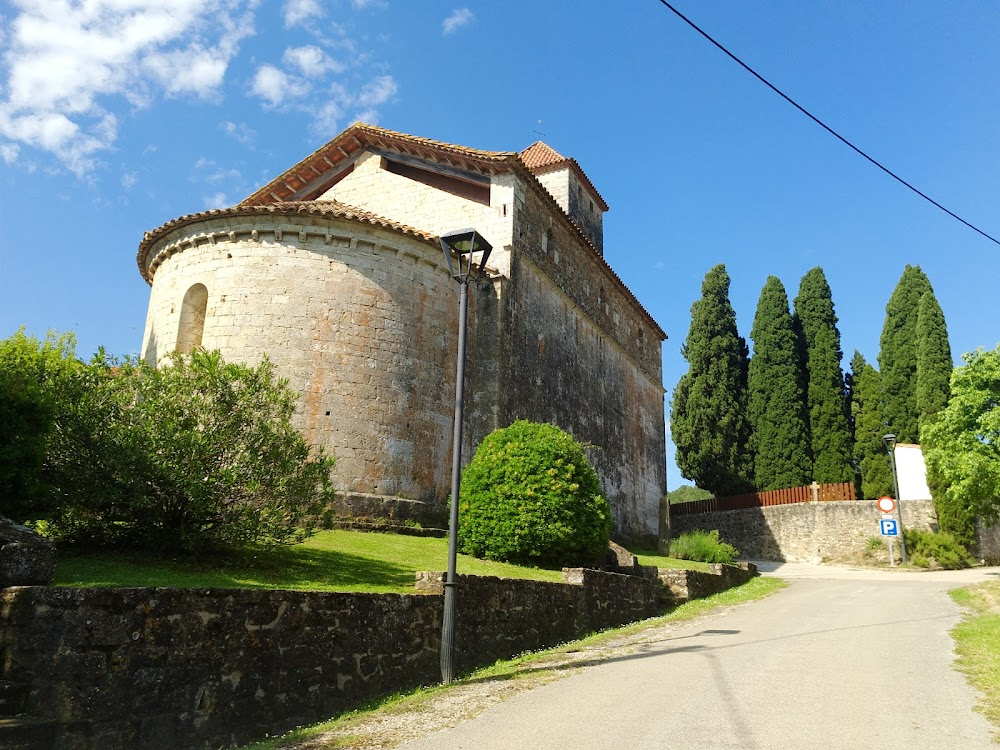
{"left": 880, "top": 518, "right": 898, "bottom": 536}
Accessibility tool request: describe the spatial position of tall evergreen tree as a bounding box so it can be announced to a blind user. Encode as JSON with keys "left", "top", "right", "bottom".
{"left": 915, "top": 290, "right": 952, "bottom": 429}
{"left": 793, "top": 267, "right": 853, "bottom": 483}
{"left": 849, "top": 351, "right": 893, "bottom": 499}
{"left": 878, "top": 265, "right": 932, "bottom": 443}
{"left": 747, "top": 276, "right": 812, "bottom": 491}
{"left": 671, "top": 265, "right": 753, "bottom": 496}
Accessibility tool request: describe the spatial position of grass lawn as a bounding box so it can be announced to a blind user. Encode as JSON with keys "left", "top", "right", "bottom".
{"left": 630, "top": 547, "right": 711, "bottom": 572}
{"left": 54, "top": 529, "right": 568, "bottom": 593}
{"left": 951, "top": 580, "right": 1000, "bottom": 735}
{"left": 54, "top": 530, "right": 713, "bottom": 593}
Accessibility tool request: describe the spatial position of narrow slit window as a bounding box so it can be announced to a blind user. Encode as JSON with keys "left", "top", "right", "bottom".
{"left": 176, "top": 283, "right": 208, "bottom": 354}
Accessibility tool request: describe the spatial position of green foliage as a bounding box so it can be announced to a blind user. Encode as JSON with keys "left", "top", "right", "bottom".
{"left": 747, "top": 276, "right": 811, "bottom": 490}
{"left": 457, "top": 420, "right": 612, "bottom": 567}
{"left": 921, "top": 345, "right": 1000, "bottom": 540}
{"left": 793, "top": 267, "right": 854, "bottom": 483}
{"left": 671, "top": 265, "right": 753, "bottom": 496}
{"left": 849, "top": 351, "right": 893, "bottom": 499}
{"left": 879, "top": 265, "right": 933, "bottom": 443}
{"left": 668, "top": 484, "right": 714, "bottom": 505}
{"left": 866, "top": 536, "right": 884, "bottom": 551}
{"left": 950, "top": 581, "right": 1000, "bottom": 732}
{"left": 45, "top": 349, "right": 335, "bottom": 555}
{"left": 903, "top": 528, "right": 974, "bottom": 569}
{"left": 668, "top": 529, "right": 738, "bottom": 564}
{"left": 915, "top": 290, "right": 953, "bottom": 427}
{"left": 0, "top": 329, "right": 80, "bottom": 520}
{"left": 55, "top": 529, "right": 565, "bottom": 593}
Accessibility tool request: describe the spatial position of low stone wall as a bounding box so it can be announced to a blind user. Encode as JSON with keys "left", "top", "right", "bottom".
{"left": 1, "top": 569, "right": 659, "bottom": 749}
{"left": 973, "top": 520, "right": 1000, "bottom": 564}
{"left": 657, "top": 562, "right": 758, "bottom": 603}
{"left": 326, "top": 491, "right": 447, "bottom": 529}
{"left": 672, "top": 500, "right": 938, "bottom": 563}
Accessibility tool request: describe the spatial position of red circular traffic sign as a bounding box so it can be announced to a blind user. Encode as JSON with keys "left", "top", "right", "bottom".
{"left": 877, "top": 496, "right": 896, "bottom": 514}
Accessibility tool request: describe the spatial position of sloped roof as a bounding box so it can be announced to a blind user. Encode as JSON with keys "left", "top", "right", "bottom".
{"left": 520, "top": 141, "right": 568, "bottom": 170}
{"left": 519, "top": 142, "right": 609, "bottom": 212}
{"left": 136, "top": 200, "right": 436, "bottom": 283}
{"left": 163, "top": 123, "right": 661, "bottom": 339}
{"left": 241, "top": 123, "right": 516, "bottom": 207}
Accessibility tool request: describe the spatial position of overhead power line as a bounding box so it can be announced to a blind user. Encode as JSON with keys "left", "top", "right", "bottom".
{"left": 656, "top": 0, "right": 1000, "bottom": 247}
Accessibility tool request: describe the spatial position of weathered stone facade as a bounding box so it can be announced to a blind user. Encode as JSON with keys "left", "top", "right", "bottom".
{"left": 138, "top": 125, "right": 668, "bottom": 543}
{"left": 672, "top": 500, "right": 940, "bottom": 563}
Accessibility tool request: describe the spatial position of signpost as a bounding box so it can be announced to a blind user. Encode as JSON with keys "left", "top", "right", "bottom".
{"left": 878, "top": 496, "right": 899, "bottom": 566}
{"left": 877, "top": 496, "right": 896, "bottom": 514}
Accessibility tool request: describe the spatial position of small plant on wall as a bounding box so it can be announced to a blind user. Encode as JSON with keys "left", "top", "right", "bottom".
{"left": 458, "top": 420, "right": 612, "bottom": 568}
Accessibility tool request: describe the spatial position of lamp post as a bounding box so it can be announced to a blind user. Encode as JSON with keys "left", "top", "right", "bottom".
{"left": 882, "top": 433, "right": 908, "bottom": 565}
{"left": 438, "top": 228, "right": 493, "bottom": 684}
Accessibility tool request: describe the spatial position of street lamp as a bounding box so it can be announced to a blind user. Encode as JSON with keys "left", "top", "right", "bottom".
{"left": 882, "top": 433, "right": 908, "bottom": 565}
{"left": 438, "top": 228, "right": 493, "bottom": 684}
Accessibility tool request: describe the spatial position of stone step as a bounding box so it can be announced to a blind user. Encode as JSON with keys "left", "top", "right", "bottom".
{"left": 0, "top": 680, "right": 29, "bottom": 717}
{"left": 0, "top": 717, "right": 57, "bottom": 750}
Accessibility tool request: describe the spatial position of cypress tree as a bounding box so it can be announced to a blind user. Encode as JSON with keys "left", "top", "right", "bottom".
{"left": 878, "top": 265, "right": 932, "bottom": 443}
{"left": 747, "top": 276, "right": 812, "bottom": 491}
{"left": 671, "top": 264, "right": 753, "bottom": 496}
{"left": 793, "top": 267, "right": 854, "bottom": 483}
{"left": 915, "top": 290, "right": 952, "bottom": 430}
{"left": 849, "top": 351, "right": 893, "bottom": 499}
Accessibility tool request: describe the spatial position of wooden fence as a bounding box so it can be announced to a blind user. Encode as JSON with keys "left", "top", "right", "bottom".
{"left": 670, "top": 481, "right": 856, "bottom": 516}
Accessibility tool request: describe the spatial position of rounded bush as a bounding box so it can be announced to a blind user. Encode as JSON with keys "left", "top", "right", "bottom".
{"left": 457, "top": 420, "right": 612, "bottom": 567}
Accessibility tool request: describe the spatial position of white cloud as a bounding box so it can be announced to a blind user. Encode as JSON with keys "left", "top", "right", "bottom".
{"left": 283, "top": 0, "right": 322, "bottom": 28}
{"left": 283, "top": 45, "right": 342, "bottom": 76}
{"left": 0, "top": 0, "right": 256, "bottom": 175}
{"left": 357, "top": 75, "right": 397, "bottom": 108}
{"left": 204, "top": 191, "right": 229, "bottom": 209}
{"left": 251, "top": 65, "right": 312, "bottom": 107}
{"left": 442, "top": 8, "right": 473, "bottom": 36}
{"left": 220, "top": 120, "right": 256, "bottom": 146}
{"left": 0, "top": 143, "right": 19, "bottom": 164}
{"left": 143, "top": 47, "right": 228, "bottom": 97}
{"left": 122, "top": 171, "right": 137, "bottom": 190}
{"left": 312, "top": 100, "right": 343, "bottom": 137}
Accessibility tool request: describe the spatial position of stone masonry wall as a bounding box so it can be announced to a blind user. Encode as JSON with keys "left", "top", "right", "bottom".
{"left": 657, "top": 562, "right": 758, "bottom": 604}
{"left": 1, "top": 571, "right": 659, "bottom": 749}
{"left": 672, "top": 500, "right": 939, "bottom": 563}
{"left": 320, "top": 152, "right": 516, "bottom": 277}
{"left": 141, "top": 215, "right": 462, "bottom": 503}
{"left": 501, "top": 185, "right": 666, "bottom": 543}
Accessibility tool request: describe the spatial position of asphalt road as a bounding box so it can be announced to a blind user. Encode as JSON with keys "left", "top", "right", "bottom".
{"left": 399, "top": 562, "right": 1000, "bottom": 749}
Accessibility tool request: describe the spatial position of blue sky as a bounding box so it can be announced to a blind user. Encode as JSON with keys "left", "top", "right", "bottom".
{"left": 1, "top": 1, "right": 997, "bottom": 492}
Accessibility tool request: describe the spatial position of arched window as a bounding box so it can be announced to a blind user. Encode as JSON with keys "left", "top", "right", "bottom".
{"left": 176, "top": 283, "right": 208, "bottom": 354}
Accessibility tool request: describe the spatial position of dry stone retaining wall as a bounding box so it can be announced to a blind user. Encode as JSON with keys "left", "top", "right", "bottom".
{"left": 1, "top": 570, "right": 662, "bottom": 749}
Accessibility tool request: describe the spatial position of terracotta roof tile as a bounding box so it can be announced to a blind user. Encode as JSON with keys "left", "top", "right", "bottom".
{"left": 519, "top": 141, "right": 568, "bottom": 170}
{"left": 136, "top": 200, "right": 436, "bottom": 283}
{"left": 160, "top": 123, "right": 656, "bottom": 337}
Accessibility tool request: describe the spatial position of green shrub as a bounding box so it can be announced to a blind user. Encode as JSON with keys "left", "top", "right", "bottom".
{"left": 866, "top": 536, "right": 884, "bottom": 551}
{"left": 669, "top": 529, "right": 739, "bottom": 564}
{"left": 903, "top": 528, "right": 974, "bottom": 570}
{"left": 44, "top": 349, "right": 335, "bottom": 555}
{"left": 0, "top": 329, "right": 80, "bottom": 521}
{"left": 458, "top": 420, "right": 612, "bottom": 567}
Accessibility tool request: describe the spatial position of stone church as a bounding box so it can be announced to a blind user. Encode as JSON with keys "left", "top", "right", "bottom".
{"left": 137, "top": 123, "right": 667, "bottom": 544}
